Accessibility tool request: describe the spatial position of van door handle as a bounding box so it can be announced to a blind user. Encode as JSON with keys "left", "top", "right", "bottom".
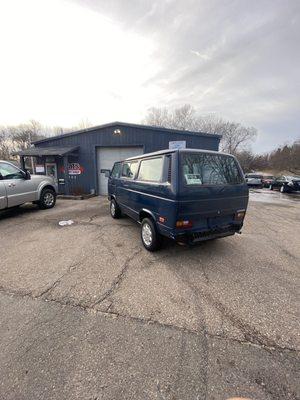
{"left": 8, "top": 183, "right": 16, "bottom": 187}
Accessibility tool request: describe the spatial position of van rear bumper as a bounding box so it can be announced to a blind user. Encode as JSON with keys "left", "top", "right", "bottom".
{"left": 172, "top": 224, "right": 242, "bottom": 244}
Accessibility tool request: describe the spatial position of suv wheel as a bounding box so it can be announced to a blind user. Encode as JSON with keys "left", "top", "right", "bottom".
{"left": 110, "top": 199, "right": 121, "bottom": 219}
{"left": 141, "top": 218, "right": 161, "bottom": 251}
{"left": 38, "top": 188, "right": 56, "bottom": 209}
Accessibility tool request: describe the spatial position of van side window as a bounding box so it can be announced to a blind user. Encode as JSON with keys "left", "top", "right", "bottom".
{"left": 138, "top": 157, "right": 163, "bottom": 182}
{"left": 122, "top": 161, "right": 139, "bottom": 179}
{"left": 165, "top": 155, "right": 172, "bottom": 183}
{"left": 111, "top": 162, "right": 121, "bottom": 178}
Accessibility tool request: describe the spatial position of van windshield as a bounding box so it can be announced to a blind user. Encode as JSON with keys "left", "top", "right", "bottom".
{"left": 181, "top": 152, "right": 244, "bottom": 185}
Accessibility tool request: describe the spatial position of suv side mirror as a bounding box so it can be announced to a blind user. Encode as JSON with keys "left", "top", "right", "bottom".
{"left": 23, "top": 170, "right": 31, "bottom": 180}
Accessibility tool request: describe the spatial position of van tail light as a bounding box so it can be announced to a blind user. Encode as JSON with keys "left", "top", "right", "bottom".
{"left": 176, "top": 220, "right": 193, "bottom": 229}
{"left": 235, "top": 210, "right": 246, "bottom": 221}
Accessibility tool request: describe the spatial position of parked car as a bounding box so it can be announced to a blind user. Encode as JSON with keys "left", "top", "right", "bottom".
{"left": 244, "top": 173, "right": 263, "bottom": 187}
{"left": 261, "top": 175, "right": 275, "bottom": 188}
{"left": 108, "top": 149, "right": 249, "bottom": 251}
{"left": 269, "top": 176, "right": 300, "bottom": 193}
{"left": 0, "top": 160, "right": 57, "bottom": 211}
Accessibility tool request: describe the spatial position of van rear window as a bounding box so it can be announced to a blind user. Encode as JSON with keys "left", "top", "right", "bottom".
{"left": 181, "top": 153, "right": 244, "bottom": 185}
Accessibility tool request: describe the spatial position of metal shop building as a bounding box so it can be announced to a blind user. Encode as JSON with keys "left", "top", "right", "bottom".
{"left": 16, "top": 122, "right": 221, "bottom": 196}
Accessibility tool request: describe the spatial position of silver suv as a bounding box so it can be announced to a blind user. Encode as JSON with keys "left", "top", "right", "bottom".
{"left": 0, "top": 160, "right": 57, "bottom": 210}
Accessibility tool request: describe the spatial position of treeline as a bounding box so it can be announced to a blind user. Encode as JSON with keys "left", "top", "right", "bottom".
{"left": 144, "top": 104, "right": 257, "bottom": 155}
{"left": 144, "top": 104, "right": 299, "bottom": 175}
{"left": 0, "top": 119, "right": 92, "bottom": 160}
{"left": 236, "top": 140, "right": 300, "bottom": 174}
{"left": 1, "top": 112, "right": 299, "bottom": 176}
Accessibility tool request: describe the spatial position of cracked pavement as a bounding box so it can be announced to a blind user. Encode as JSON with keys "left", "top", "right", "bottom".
{"left": 0, "top": 193, "right": 299, "bottom": 399}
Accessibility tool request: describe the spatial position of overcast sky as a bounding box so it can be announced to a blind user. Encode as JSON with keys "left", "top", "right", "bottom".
{"left": 0, "top": 0, "right": 299, "bottom": 152}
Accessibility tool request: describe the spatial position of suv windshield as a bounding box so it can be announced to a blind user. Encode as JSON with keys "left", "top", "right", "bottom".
{"left": 181, "top": 152, "right": 244, "bottom": 185}
{"left": 0, "top": 162, "right": 23, "bottom": 179}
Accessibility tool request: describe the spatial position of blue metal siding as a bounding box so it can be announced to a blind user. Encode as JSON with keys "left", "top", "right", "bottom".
{"left": 35, "top": 125, "right": 220, "bottom": 194}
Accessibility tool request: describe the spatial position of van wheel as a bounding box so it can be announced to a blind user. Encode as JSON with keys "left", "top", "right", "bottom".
{"left": 38, "top": 188, "right": 56, "bottom": 209}
{"left": 110, "top": 199, "right": 121, "bottom": 219}
{"left": 141, "top": 218, "right": 161, "bottom": 252}
{"left": 280, "top": 185, "right": 287, "bottom": 193}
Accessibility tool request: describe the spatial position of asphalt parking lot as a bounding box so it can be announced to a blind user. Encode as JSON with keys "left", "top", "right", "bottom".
{"left": 0, "top": 189, "right": 299, "bottom": 400}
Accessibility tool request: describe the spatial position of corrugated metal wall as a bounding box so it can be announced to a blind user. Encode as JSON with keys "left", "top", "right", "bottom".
{"left": 35, "top": 124, "right": 220, "bottom": 195}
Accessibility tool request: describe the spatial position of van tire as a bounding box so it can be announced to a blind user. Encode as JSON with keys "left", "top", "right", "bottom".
{"left": 141, "top": 218, "right": 161, "bottom": 251}
{"left": 110, "top": 199, "right": 121, "bottom": 219}
{"left": 280, "top": 185, "right": 286, "bottom": 193}
{"left": 38, "top": 188, "right": 56, "bottom": 209}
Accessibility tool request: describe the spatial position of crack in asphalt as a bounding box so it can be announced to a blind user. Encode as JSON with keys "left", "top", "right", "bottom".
{"left": 201, "top": 290, "right": 292, "bottom": 352}
{"left": 178, "top": 271, "right": 287, "bottom": 353}
{"left": 0, "top": 245, "right": 298, "bottom": 356}
{"left": 251, "top": 373, "right": 299, "bottom": 400}
{"left": 159, "top": 254, "right": 300, "bottom": 355}
{"left": 36, "top": 260, "right": 84, "bottom": 299}
{"left": 0, "top": 286, "right": 299, "bottom": 355}
{"left": 91, "top": 248, "right": 142, "bottom": 308}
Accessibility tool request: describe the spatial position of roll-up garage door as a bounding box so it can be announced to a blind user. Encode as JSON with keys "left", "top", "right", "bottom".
{"left": 97, "top": 147, "right": 143, "bottom": 195}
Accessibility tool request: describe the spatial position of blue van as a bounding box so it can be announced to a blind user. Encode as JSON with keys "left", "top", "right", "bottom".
{"left": 108, "top": 149, "right": 248, "bottom": 251}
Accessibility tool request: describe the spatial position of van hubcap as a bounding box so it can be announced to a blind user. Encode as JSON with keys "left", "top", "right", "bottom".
{"left": 111, "top": 202, "right": 115, "bottom": 216}
{"left": 142, "top": 223, "right": 152, "bottom": 246}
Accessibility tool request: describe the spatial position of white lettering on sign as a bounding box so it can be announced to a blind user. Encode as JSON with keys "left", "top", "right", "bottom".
{"left": 169, "top": 140, "right": 186, "bottom": 150}
{"left": 68, "top": 163, "right": 82, "bottom": 175}
{"left": 35, "top": 165, "right": 45, "bottom": 173}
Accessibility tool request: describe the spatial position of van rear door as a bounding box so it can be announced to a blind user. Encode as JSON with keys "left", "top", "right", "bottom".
{"left": 178, "top": 152, "right": 248, "bottom": 231}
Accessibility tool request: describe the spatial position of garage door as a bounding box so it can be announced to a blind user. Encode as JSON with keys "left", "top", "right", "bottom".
{"left": 97, "top": 147, "right": 143, "bottom": 195}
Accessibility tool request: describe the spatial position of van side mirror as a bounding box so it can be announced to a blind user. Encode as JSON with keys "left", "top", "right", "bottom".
{"left": 0, "top": 173, "right": 3, "bottom": 180}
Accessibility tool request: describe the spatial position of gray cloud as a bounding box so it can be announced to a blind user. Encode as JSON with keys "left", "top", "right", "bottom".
{"left": 70, "top": 0, "right": 300, "bottom": 152}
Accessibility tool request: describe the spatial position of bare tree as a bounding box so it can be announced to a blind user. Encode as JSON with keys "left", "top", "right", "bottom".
{"left": 8, "top": 120, "right": 46, "bottom": 151}
{"left": 0, "top": 119, "right": 95, "bottom": 160}
{"left": 290, "top": 140, "right": 300, "bottom": 173}
{"left": 235, "top": 150, "right": 269, "bottom": 172}
{"left": 76, "top": 118, "right": 93, "bottom": 130}
{"left": 144, "top": 104, "right": 257, "bottom": 155}
{"left": 0, "top": 128, "right": 11, "bottom": 160}
{"left": 144, "top": 107, "right": 171, "bottom": 128}
{"left": 216, "top": 122, "right": 257, "bottom": 154}
{"left": 269, "top": 140, "right": 300, "bottom": 173}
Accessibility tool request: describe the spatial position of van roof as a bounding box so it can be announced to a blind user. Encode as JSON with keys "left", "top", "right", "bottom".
{"left": 124, "top": 148, "right": 231, "bottom": 161}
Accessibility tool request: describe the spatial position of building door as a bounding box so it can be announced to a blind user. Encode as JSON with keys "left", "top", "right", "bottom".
{"left": 45, "top": 163, "right": 58, "bottom": 181}
{"left": 97, "top": 147, "right": 143, "bottom": 195}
